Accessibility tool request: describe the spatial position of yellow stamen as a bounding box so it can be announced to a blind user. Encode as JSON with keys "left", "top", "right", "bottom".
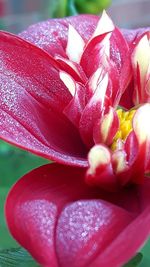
{"left": 111, "top": 109, "right": 136, "bottom": 151}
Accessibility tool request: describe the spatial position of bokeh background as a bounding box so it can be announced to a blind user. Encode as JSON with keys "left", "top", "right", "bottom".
{"left": 0, "top": 0, "right": 150, "bottom": 33}
{"left": 0, "top": 0, "right": 150, "bottom": 266}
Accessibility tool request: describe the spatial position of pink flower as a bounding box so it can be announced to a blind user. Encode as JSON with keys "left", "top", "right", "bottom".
{"left": 0, "top": 12, "right": 150, "bottom": 267}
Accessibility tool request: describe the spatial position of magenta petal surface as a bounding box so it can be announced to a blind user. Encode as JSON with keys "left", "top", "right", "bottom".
{"left": 56, "top": 200, "right": 132, "bottom": 267}
{"left": 0, "top": 31, "right": 87, "bottom": 166}
{"left": 5, "top": 164, "right": 93, "bottom": 267}
{"left": 122, "top": 27, "right": 150, "bottom": 44}
{"left": 19, "top": 15, "right": 150, "bottom": 55}
{"left": 6, "top": 164, "right": 150, "bottom": 267}
{"left": 89, "top": 205, "right": 150, "bottom": 267}
{"left": 19, "top": 15, "right": 99, "bottom": 56}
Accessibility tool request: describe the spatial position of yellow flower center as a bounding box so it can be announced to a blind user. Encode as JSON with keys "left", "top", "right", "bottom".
{"left": 111, "top": 109, "right": 136, "bottom": 151}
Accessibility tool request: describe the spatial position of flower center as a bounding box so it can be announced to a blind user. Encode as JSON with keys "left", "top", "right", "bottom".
{"left": 111, "top": 109, "right": 136, "bottom": 151}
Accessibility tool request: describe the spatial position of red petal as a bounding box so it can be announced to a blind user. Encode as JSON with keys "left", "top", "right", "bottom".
{"left": 6, "top": 164, "right": 150, "bottom": 267}
{"left": 119, "top": 80, "right": 134, "bottom": 109}
{"left": 89, "top": 204, "right": 150, "bottom": 267}
{"left": 122, "top": 27, "right": 150, "bottom": 45}
{"left": 86, "top": 180, "right": 150, "bottom": 267}
{"left": 81, "top": 27, "right": 129, "bottom": 79}
{"left": 125, "top": 131, "right": 139, "bottom": 166}
{"left": 0, "top": 31, "right": 87, "bottom": 166}
{"left": 55, "top": 56, "right": 87, "bottom": 83}
{"left": 110, "top": 28, "right": 129, "bottom": 75}
{"left": 5, "top": 164, "right": 95, "bottom": 267}
{"left": 129, "top": 104, "right": 150, "bottom": 179}
{"left": 86, "top": 145, "right": 118, "bottom": 191}
{"left": 0, "top": 32, "right": 71, "bottom": 112}
{"left": 79, "top": 73, "right": 110, "bottom": 147}
{"left": 80, "top": 32, "right": 110, "bottom": 77}
{"left": 93, "top": 107, "right": 119, "bottom": 145}
{"left": 131, "top": 33, "right": 150, "bottom": 105}
{"left": 19, "top": 15, "right": 99, "bottom": 56}
{"left": 63, "top": 83, "right": 86, "bottom": 127}
{"left": 56, "top": 200, "right": 132, "bottom": 267}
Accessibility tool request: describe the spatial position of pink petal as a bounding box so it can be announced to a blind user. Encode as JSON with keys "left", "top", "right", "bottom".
{"left": 80, "top": 32, "right": 111, "bottom": 77}
{"left": 88, "top": 205, "right": 150, "bottom": 267}
{"left": 93, "top": 107, "right": 119, "bottom": 145}
{"left": 131, "top": 33, "right": 150, "bottom": 105}
{"left": 19, "top": 16, "right": 150, "bottom": 56}
{"left": 88, "top": 182, "right": 150, "bottom": 267}
{"left": 19, "top": 15, "right": 99, "bottom": 56}
{"left": 5, "top": 164, "right": 95, "bottom": 267}
{"left": 79, "top": 73, "right": 110, "bottom": 147}
{"left": 56, "top": 200, "right": 132, "bottom": 267}
{"left": 0, "top": 31, "right": 87, "bottom": 166}
{"left": 131, "top": 104, "right": 150, "bottom": 175}
{"left": 119, "top": 80, "right": 134, "bottom": 109}
{"left": 80, "top": 27, "right": 129, "bottom": 80}
{"left": 124, "top": 131, "right": 139, "bottom": 165}
{"left": 0, "top": 32, "right": 71, "bottom": 112}
{"left": 122, "top": 27, "right": 150, "bottom": 45}
{"left": 110, "top": 28, "right": 129, "bottom": 75}
{"left": 120, "top": 28, "right": 150, "bottom": 109}
{"left": 6, "top": 164, "right": 150, "bottom": 267}
{"left": 55, "top": 56, "right": 87, "bottom": 83}
{"left": 86, "top": 145, "right": 117, "bottom": 191}
{"left": 63, "top": 83, "right": 86, "bottom": 127}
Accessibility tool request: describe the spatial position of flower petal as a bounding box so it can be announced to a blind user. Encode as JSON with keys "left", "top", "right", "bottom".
{"left": 93, "top": 107, "right": 119, "bottom": 145}
{"left": 80, "top": 11, "right": 114, "bottom": 77}
{"left": 80, "top": 32, "right": 112, "bottom": 77}
{"left": 81, "top": 20, "right": 129, "bottom": 81}
{"left": 5, "top": 164, "right": 89, "bottom": 267}
{"left": 122, "top": 27, "right": 150, "bottom": 45}
{"left": 88, "top": 204, "right": 150, "bottom": 267}
{"left": 79, "top": 72, "right": 110, "bottom": 147}
{"left": 19, "top": 15, "right": 99, "bottom": 56}
{"left": 56, "top": 200, "right": 132, "bottom": 267}
{"left": 132, "top": 33, "right": 150, "bottom": 105}
{"left": 132, "top": 104, "right": 150, "bottom": 173}
{"left": 0, "top": 31, "right": 87, "bottom": 166}
{"left": 20, "top": 17, "right": 150, "bottom": 56}
{"left": 133, "top": 104, "right": 150, "bottom": 145}
{"left": 119, "top": 81, "right": 134, "bottom": 109}
{"left": 63, "top": 82, "right": 86, "bottom": 127}
{"left": 66, "top": 24, "right": 85, "bottom": 63}
{"left": 86, "top": 145, "right": 118, "bottom": 191}
{"left": 55, "top": 56, "right": 87, "bottom": 83}
{"left": 6, "top": 164, "right": 150, "bottom": 267}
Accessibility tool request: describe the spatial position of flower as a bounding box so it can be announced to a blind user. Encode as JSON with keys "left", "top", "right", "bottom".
{"left": 1, "top": 11, "right": 150, "bottom": 267}
{"left": 6, "top": 164, "right": 150, "bottom": 267}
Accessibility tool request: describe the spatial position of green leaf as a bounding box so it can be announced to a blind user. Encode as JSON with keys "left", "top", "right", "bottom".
{"left": 123, "top": 253, "right": 143, "bottom": 267}
{"left": 0, "top": 249, "right": 144, "bottom": 267}
{"left": 0, "top": 247, "right": 39, "bottom": 267}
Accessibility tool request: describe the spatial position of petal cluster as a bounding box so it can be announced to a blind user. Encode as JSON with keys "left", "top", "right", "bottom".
{"left": 5, "top": 164, "right": 150, "bottom": 267}
{"left": 0, "top": 11, "right": 150, "bottom": 267}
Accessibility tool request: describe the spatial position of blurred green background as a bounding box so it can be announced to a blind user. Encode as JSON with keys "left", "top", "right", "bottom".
{"left": 0, "top": 0, "right": 111, "bottom": 32}
{"left": 0, "top": 0, "right": 150, "bottom": 266}
{"left": 0, "top": 141, "right": 48, "bottom": 250}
